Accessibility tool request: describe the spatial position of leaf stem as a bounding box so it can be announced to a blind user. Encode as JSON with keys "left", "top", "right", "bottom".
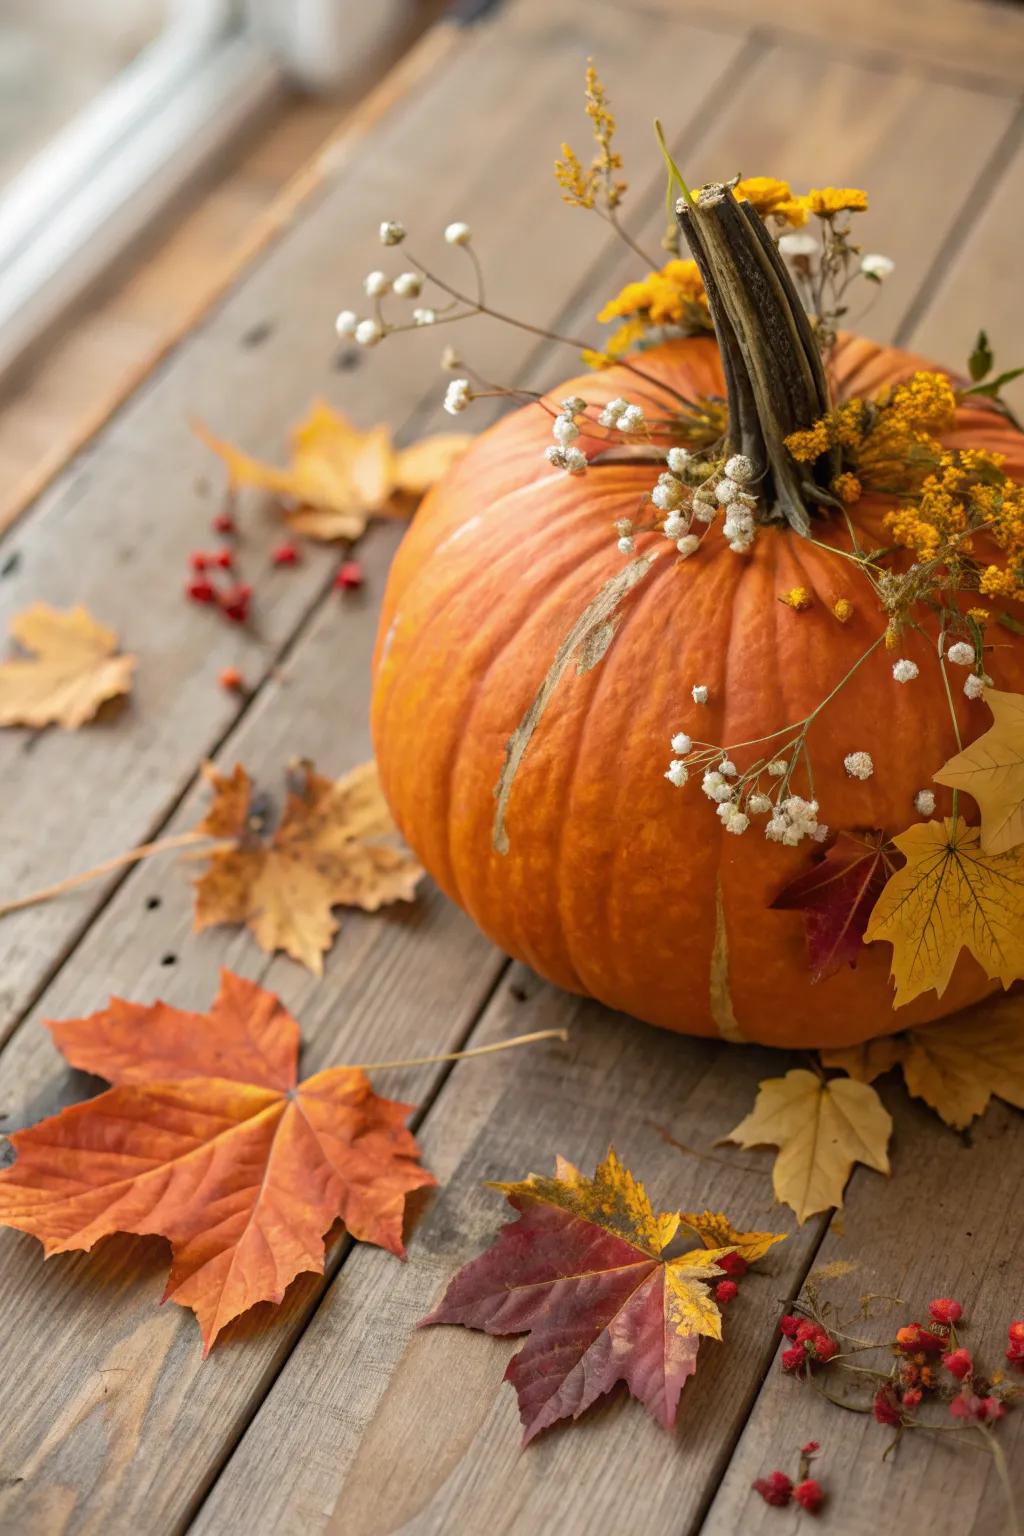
{"left": 348, "top": 1028, "right": 568, "bottom": 1073}
{"left": 0, "top": 831, "right": 234, "bottom": 920}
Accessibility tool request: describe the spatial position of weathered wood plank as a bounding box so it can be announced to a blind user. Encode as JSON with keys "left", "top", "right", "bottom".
{"left": 0, "top": 5, "right": 750, "bottom": 1533}
{"left": 699, "top": 1089, "right": 1024, "bottom": 1536}
{"left": 191, "top": 969, "right": 824, "bottom": 1536}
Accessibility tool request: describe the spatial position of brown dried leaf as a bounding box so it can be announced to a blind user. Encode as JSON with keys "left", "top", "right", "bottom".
{"left": 0, "top": 604, "right": 135, "bottom": 729}
{"left": 193, "top": 758, "right": 422, "bottom": 973}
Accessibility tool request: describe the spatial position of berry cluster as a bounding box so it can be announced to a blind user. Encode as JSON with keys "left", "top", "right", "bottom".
{"left": 780, "top": 1314, "right": 839, "bottom": 1373}
{"left": 752, "top": 1442, "right": 824, "bottom": 1516}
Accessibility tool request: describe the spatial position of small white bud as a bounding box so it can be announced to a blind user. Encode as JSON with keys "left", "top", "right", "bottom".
{"left": 666, "top": 447, "right": 690, "bottom": 474}
{"left": 598, "top": 397, "right": 628, "bottom": 428}
{"left": 715, "top": 478, "right": 741, "bottom": 504}
{"left": 552, "top": 415, "right": 579, "bottom": 447}
{"left": 861, "top": 253, "right": 894, "bottom": 281}
{"left": 617, "top": 535, "right": 636, "bottom": 554}
{"left": 334, "top": 309, "right": 358, "bottom": 338}
{"left": 844, "top": 750, "right": 874, "bottom": 780}
{"left": 779, "top": 231, "right": 819, "bottom": 259}
{"left": 616, "top": 404, "right": 646, "bottom": 434}
{"left": 561, "top": 396, "right": 587, "bottom": 415}
{"left": 379, "top": 220, "right": 405, "bottom": 246}
{"left": 892, "top": 658, "right": 919, "bottom": 683}
{"left": 354, "top": 318, "right": 383, "bottom": 347}
{"left": 444, "top": 378, "right": 472, "bottom": 415}
{"left": 444, "top": 221, "right": 472, "bottom": 245}
{"left": 946, "top": 641, "right": 975, "bottom": 666}
{"left": 692, "top": 684, "right": 709, "bottom": 704}
{"left": 748, "top": 793, "right": 773, "bottom": 815}
{"left": 676, "top": 534, "right": 700, "bottom": 558}
{"left": 767, "top": 760, "right": 787, "bottom": 777}
{"left": 393, "top": 271, "right": 423, "bottom": 298}
{"left": 663, "top": 513, "right": 686, "bottom": 540}
{"left": 724, "top": 811, "right": 749, "bottom": 835}
{"left": 364, "top": 270, "right": 390, "bottom": 297}
{"left": 965, "top": 672, "right": 991, "bottom": 700}
{"left": 665, "top": 760, "right": 688, "bottom": 788}
{"left": 915, "top": 789, "right": 936, "bottom": 817}
{"left": 670, "top": 732, "right": 691, "bottom": 755}
{"left": 723, "top": 454, "right": 754, "bottom": 483}
{"left": 413, "top": 307, "right": 437, "bottom": 326}
{"left": 720, "top": 759, "right": 738, "bottom": 777}
{"left": 652, "top": 478, "right": 684, "bottom": 512}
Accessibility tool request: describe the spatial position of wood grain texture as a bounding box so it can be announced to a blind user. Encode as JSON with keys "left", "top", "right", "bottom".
{"left": 191, "top": 969, "right": 822, "bottom": 1536}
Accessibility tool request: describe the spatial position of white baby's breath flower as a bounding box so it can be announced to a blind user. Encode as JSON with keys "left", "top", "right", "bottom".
{"left": 844, "top": 750, "right": 874, "bottom": 780}
{"left": 892, "top": 658, "right": 919, "bottom": 683}
{"left": 545, "top": 445, "right": 587, "bottom": 475}
{"left": 812, "top": 824, "right": 829, "bottom": 843}
{"left": 670, "top": 732, "right": 691, "bottom": 755}
{"left": 676, "top": 534, "right": 700, "bottom": 558}
{"left": 364, "top": 270, "right": 390, "bottom": 297}
{"left": 965, "top": 672, "right": 991, "bottom": 700}
{"left": 663, "top": 513, "right": 686, "bottom": 540}
{"left": 561, "top": 396, "right": 587, "bottom": 415}
{"left": 393, "top": 271, "right": 422, "bottom": 298}
{"left": 617, "top": 535, "right": 636, "bottom": 554}
{"left": 765, "top": 815, "right": 788, "bottom": 843}
{"left": 598, "top": 397, "right": 628, "bottom": 428}
{"left": 767, "top": 760, "right": 787, "bottom": 777}
{"left": 413, "top": 307, "right": 436, "bottom": 326}
{"left": 616, "top": 404, "right": 646, "bottom": 434}
{"left": 354, "top": 318, "right": 383, "bottom": 347}
{"left": 861, "top": 253, "right": 894, "bottom": 281}
{"left": 444, "top": 378, "right": 472, "bottom": 415}
{"left": 946, "top": 641, "right": 975, "bottom": 666}
{"left": 720, "top": 759, "right": 738, "bottom": 778}
{"left": 614, "top": 518, "right": 633, "bottom": 535}
{"left": 692, "top": 684, "right": 709, "bottom": 704}
{"left": 444, "top": 221, "right": 472, "bottom": 245}
{"left": 379, "top": 220, "right": 405, "bottom": 246}
{"left": 652, "top": 475, "right": 684, "bottom": 512}
{"left": 334, "top": 309, "right": 358, "bottom": 338}
{"left": 440, "top": 345, "right": 461, "bottom": 370}
{"left": 779, "top": 232, "right": 818, "bottom": 259}
{"left": 666, "top": 447, "right": 690, "bottom": 474}
{"left": 748, "top": 793, "right": 773, "bottom": 815}
{"left": 665, "top": 759, "right": 688, "bottom": 788}
{"left": 692, "top": 502, "right": 717, "bottom": 525}
{"left": 715, "top": 478, "right": 741, "bottom": 504}
{"left": 552, "top": 414, "right": 579, "bottom": 446}
{"left": 724, "top": 809, "right": 749, "bottom": 835}
{"left": 723, "top": 454, "right": 754, "bottom": 483}
{"left": 915, "top": 789, "right": 936, "bottom": 816}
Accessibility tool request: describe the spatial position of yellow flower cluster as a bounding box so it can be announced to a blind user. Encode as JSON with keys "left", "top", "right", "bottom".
{"left": 779, "top": 586, "right": 813, "bottom": 610}
{"left": 554, "top": 64, "right": 626, "bottom": 212}
{"left": 734, "top": 177, "right": 808, "bottom": 228}
{"left": 786, "top": 372, "right": 958, "bottom": 490}
{"left": 586, "top": 258, "right": 712, "bottom": 365}
{"left": 804, "top": 187, "right": 869, "bottom": 216}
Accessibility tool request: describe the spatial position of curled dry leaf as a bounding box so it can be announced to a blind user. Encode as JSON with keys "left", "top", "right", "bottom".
{"left": 194, "top": 401, "right": 472, "bottom": 542}
{"left": 421, "top": 1148, "right": 786, "bottom": 1443}
{"left": 726, "top": 1069, "right": 891, "bottom": 1224}
{"left": 0, "top": 971, "right": 436, "bottom": 1352}
{"left": 864, "top": 817, "right": 1024, "bottom": 1006}
{"left": 0, "top": 603, "right": 135, "bottom": 729}
{"left": 821, "top": 989, "right": 1024, "bottom": 1130}
{"left": 933, "top": 688, "right": 1024, "bottom": 856}
{"left": 193, "top": 757, "right": 423, "bottom": 974}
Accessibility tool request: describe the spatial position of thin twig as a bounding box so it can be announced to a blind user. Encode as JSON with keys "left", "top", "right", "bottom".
{"left": 349, "top": 1028, "right": 568, "bottom": 1073}
{"left": 0, "top": 831, "right": 233, "bottom": 920}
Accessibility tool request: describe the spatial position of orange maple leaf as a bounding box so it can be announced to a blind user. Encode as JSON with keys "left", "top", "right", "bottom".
{"left": 0, "top": 971, "right": 436, "bottom": 1352}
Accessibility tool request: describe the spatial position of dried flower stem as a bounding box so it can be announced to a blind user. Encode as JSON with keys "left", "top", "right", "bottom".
{"left": 349, "top": 1027, "right": 568, "bottom": 1073}
{"left": 0, "top": 831, "right": 236, "bottom": 920}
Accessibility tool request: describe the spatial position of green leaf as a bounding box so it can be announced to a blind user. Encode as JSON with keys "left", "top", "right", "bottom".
{"left": 968, "top": 329, "right": 993, "bottom": 382}
{"left": 960, "top": 367, "right": 1024, "bottom": 401}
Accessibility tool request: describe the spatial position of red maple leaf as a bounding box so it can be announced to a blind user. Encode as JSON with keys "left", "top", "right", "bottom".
{"left": 771, "top": 830, "right": 897, "bottom": 982}
{"left": 420, "top": 1150, "right": 785, "bottom": 1443}
{"left": 0, "top": 970, "right": 435, "bottom": 1352}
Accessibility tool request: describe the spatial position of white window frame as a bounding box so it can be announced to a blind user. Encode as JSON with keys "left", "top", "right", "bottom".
{"left": 0, "top": 0, "right": 405, "bottom": 379}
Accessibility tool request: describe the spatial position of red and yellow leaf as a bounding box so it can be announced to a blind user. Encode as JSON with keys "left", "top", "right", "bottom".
{"left": 771, "top": 830, "right": 895, "bottom": 982}
{"left": 0, "top": 971, "right": 436, "bottom": 1352}
{"left": 420, "top": 1149, "right": 785, "bottom": 1442}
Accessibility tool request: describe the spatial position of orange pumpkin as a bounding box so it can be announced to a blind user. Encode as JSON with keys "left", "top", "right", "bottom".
{"left": 370, "top": 329, "right": 1024, "bottom": 1050}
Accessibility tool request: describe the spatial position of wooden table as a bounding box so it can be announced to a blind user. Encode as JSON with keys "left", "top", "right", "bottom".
{"left": 1, "top": 1, "right": 1023, "bottom": 1531}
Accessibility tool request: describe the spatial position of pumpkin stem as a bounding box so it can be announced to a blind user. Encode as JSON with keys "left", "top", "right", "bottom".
{"left": 678, "top": 183, "right": 833, "bottom": 535}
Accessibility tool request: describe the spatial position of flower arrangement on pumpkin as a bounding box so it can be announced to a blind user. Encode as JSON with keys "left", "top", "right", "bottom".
{"left": 341, "top": 64, "right": 1024, "bottom": 1050}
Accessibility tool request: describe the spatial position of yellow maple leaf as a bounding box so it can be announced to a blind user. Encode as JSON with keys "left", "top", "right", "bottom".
{"left": 192, "top": 757, "right": 422, "bottom": 974}
{"left": 725, "top": 1069, "right": 891, "bottom": 1224}
{"left": 0, "top": 604, "right": 135, "bottom": 730}
{"left": 194, "top": 402, "right": 471, "bottom": 542}
{"left": 821, "top": 989, "right": 1024, "bottom": 1130}
{"left": 934, "top": 688, "right": 1024, "bottom": 855}
{"left": 679, "top": 1209, "right": 789, "bottom": 1263}
{"left": 864, "top": 817, "right": 1024, "bottom": 1006}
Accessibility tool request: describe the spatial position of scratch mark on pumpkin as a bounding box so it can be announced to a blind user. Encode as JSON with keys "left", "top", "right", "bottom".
{"left": 492, "top": 555, "right": 656, "bottom": 855}
{"left": 710, "top": 877, "right": 745, "bottom": 1043}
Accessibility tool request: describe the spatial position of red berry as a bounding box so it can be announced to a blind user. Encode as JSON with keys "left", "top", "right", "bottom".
{"left": 214, "top": 548, "right": 234, "bottom": 569}
{"left": 951, "top": 1392, "right": 1004, "bottom": 1424}
{"left": 218, "top": 666, "right": 245, "bottom": 693}
{"left": 718, "top": 1251, "right": 749, "bottom": 1279}
{"left": 801, "top": 1441, "right": 820, "bottom": 1455}
{"left": 715, "top": 1280, "right": 739, "bottom": 1305}
{"left": 1009, "top": 1321, "right": 1024, "bottom": 1343}
{"left": 895, "top": 1323, "right": 944, "bottom": 1355}
{"left": 781, "top": 1314, "right": 801, "bottom": 1339}
{"left": 335, "top": 559, "right": 364, "bottom": 590}
{"left": 1007, "top": 1339, "right": 1024, "bottom": 1367}
{"left": 272, "top": 541, "right": 299, "bottom": 567}
{"left": 901, "top": 1387, "right": 922, "bottom": 1408}
{"left": 752, "top": 1471, "right": 792, "bottom": 1508}
{"left": 928, "top": 1298, "right": 963, "bottom": 1326}
{"left": 793, "top": 1478, "right": 824, "bottom": 1514}
{"left": 186, "top": 577, "right": 217, "bottom": 604}
{"left": 189, "top": 550, "right": 211, "bottom": 572}
{"left": 781, "top": 1344, "right": 806, "bottom": 1373}
{"left": 873, "top": 1387, "right": 902, "bottom": 1426}
{"left": 213, "top": 512, "right": 236, "bottom": 535}
{"left": 220, "top": 582, "right": 252, "bottom": 623}
{"left": 943, "top": 1348, "right": 973, "bottom": 1381}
